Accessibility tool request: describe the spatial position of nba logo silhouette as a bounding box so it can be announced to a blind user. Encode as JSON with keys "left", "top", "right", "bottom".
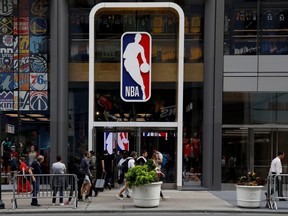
{"left": 121, "top": 32, "right": 151, "bottom": 102}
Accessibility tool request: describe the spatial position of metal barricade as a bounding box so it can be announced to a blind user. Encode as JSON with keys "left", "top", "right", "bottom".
{"left": 266, "top": 173, "right": 288, "bottom": 210}
{"left": 11, "top": 173, "right": 78, "bottom": 209}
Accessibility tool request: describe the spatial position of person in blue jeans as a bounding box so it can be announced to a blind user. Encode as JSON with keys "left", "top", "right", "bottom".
{"left": 30, "top": 155, "right": 44, "bottom": 207}
{"left": 51, "top": 154, "right": 66, "bottom": 206}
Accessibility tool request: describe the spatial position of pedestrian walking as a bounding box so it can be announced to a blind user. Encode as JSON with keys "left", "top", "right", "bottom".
{"left": 269, "top": 151, "right": 286, "bottom": 201}
{"left": 17, "top": 157, "right": 32, "bottom": 193}
{"left": 116, "top": 151, "right": 137, "bottom": 200}
{"left": 152, "top": 152, "right": 169, "bottom": 200}
{"left": 116, "top": 151, "right": 129, "bottom": 198}
{"left": 88, "top": 150, "right": 98, "bottom": 197}
{"left": 65, "top": 156, "right": 83, "bottom": 205}
{"left": 101, "top": 150, "right": 114, "bottom": 190}
{"left": 80, "top": 151, "right": 92, "bottom": 201}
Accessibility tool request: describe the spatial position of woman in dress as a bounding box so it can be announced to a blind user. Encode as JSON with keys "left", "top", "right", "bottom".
{"left": 17, "top": 157, "right": 31, "bottom": 193}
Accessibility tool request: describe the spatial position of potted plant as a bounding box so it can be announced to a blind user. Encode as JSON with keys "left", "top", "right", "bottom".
{"left": 235, "top": 171, "right": 267, "bottom": 208}
{"left": 125, "top": 159, "right": 163, "bottom": 208}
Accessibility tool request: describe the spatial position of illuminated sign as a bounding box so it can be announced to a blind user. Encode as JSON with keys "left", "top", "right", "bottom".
{"left": 121, "top": 32, "right": 151, "bottom": 102}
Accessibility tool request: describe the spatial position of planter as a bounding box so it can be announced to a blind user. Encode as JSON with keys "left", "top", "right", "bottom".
{"left": 236, "top": 185, "right": 264, "bottom": 208}
{"left": 132, "top": 181, "right": 163, "bottom": 208}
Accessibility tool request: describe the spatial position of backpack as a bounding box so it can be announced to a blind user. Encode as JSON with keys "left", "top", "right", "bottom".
{"left": 162, "top": 153, "right": 168, "bottom": 167}
{"left": 75, "top": 164, "right": 85, "bottom": 179}
{"left": 135, "top": 156, "right": 146, "bottom": 166}
{"left": 121, "top": 158, "right": 131, "bottom": 174}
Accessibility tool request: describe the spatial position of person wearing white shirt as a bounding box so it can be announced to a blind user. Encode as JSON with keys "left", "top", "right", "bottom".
{"left": 116, "top": 151, "right": 137, "bottom": 200}
{"left": 269, "top": 152, "right": 285, "bottom": 200}
{"left": 51, "top": 155, "right": 66, "bottom": 206}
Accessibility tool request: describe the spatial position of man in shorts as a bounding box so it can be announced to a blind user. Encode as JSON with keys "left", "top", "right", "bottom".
{"left": 80, "top": 151, "right": 92, "bottom": 201}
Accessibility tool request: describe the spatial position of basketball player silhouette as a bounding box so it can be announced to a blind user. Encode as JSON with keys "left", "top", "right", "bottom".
{"left": 123, "top": 33, "right": 149, "bottom": 100}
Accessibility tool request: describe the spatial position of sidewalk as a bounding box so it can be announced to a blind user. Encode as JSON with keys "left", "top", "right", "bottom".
{"left": 0, "top": 187, "right": 288, "bottom": 213}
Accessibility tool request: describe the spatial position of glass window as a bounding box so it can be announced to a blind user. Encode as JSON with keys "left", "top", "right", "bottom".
{"left": 224, "top": 0, "right": 288, "bottom": 55}
{"left": 68, "top": 0, "right": 205, "bottom": 188}
{"left": 223, "top": 92, "right": 288, "bottom": 125}
{"left": 259, "top": 0, "right": 288, "bottom": 55}
{"left": 0, "top": 0, "right": 50, "bottom": 175}
{"left": 91, "top": 8, "right": 179, "bottom": 122}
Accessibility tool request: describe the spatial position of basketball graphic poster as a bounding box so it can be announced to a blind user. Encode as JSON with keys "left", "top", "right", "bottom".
{"left": 0, "top": 91, "right": 13, "bottom": 111}
{"left": 104, "top": 132, "right": 129, "bottom": 154}
{"left": 121, "top": 32, "right": 151, "bottom": 102}
{"left": 30, "top": 91, "right": 48, "bottom": 110}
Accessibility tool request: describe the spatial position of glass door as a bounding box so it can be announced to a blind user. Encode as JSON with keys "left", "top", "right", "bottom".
{"left": 222, "top": 127, "right": 288, "bottom": 186}
{"left": 255, "top": 128, "right": 288, "bottom": 175}
{"left": 93, "top": 127, "right": 177, "bottom": 188}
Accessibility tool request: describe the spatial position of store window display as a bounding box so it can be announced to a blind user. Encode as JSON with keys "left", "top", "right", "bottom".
{"left": 224, "top": 0, "right": 288, "bottom": 55}
{"left": 0, "top": 0, "right": 50, "bottom": 177}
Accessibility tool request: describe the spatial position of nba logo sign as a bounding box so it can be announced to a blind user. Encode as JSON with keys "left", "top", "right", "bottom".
{"left": 121, "top": 32, "right": 151, "bottom": 102}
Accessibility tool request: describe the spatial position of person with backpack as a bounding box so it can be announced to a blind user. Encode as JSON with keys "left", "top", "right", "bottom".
{"left": 135, "top": 149, "right": 148, "bottom": 166}
{"left": 116, "top": 151, "right": 137, "bottom": 200}
{"left": 116, "top": 151, "right": 129, "bottom": 198}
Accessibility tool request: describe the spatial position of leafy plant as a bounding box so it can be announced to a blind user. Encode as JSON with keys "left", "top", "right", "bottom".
{"left": 125, "top": 159, "right": 159, "bottom": 187}
{"left": 237, "top": 171, "right": 266, "bottom": 186}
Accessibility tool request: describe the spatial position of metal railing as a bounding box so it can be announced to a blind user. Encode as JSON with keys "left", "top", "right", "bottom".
{"left": 11, "top": 173, "right": 78, "bottom": 209}
{"left": 266, "top": 173, "right": 288, "bottom": 210}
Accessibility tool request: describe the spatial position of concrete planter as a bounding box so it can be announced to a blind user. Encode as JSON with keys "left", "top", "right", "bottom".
{"left": 132, "top": 181, "right": 163, "bottom": 208}
{"left": 236, "top": 185, "right": 264, "bottom": 208}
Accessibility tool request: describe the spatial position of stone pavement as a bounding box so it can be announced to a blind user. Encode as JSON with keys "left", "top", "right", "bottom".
{"left": 0, "top": 188, "right": 288, "bottom": 213}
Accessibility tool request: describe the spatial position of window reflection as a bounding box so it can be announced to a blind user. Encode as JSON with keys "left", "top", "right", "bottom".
{"left": 223, "top": 92, "right": 288, "bottom": 125}
{"left": 224, "top": 0, "right": 288, "bottom": 55}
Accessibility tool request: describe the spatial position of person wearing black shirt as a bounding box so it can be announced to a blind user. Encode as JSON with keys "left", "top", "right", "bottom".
{"left": 30, "top": 155, "right": 44, "bottom": 207}
{"left": 101, "top": 150, "right": 114, "bottom": 190}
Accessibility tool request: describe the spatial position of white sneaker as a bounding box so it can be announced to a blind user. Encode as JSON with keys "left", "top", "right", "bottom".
{"left": 162, "top": 195, "right": 170, "bottom": 200}
{"left": 116, "top": 194, "right": 123, "bottom": 200}
{"left": 60, "top": 203, "right": 64, "bottom": 206}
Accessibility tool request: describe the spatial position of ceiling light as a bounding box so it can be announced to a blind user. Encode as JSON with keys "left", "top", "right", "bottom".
{"left": 37, "top": 118, "right": 50, "bottom": 121}
{"left": 6, "top": 114, "right": 25, "bottom": 117}
{"left": 5, "top": 114, "right": 18, "bottom": 117}
{"left": 26, "top": 114, "right": 45, "bottom": 117}
{"left": 20, "top": 118, "right": 34, "bottom": 121}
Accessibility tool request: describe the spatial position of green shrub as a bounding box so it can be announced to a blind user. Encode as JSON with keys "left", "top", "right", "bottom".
{"left": 125, "top": 159, "right": 159, "bottom": 187}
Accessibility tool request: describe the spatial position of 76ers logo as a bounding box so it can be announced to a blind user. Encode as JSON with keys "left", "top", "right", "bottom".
{"left": 121, "top": 32, "right": 151, "bottom": 102}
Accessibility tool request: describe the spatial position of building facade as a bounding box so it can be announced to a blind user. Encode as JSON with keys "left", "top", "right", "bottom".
{"left": 0, "top": 0, "right": 287, "bottom": 190}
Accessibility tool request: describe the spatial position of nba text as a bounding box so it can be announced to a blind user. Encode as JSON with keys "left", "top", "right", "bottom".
{"left": 125, "top": 86, "right": 139, "bottom": 97}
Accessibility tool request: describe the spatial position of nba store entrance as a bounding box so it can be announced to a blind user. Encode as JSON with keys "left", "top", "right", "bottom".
{"left": 88, "top": 3, "right": 185, "bottom": 189}
{"left": 93, "top": 126, "right": 177, "bottom": 188}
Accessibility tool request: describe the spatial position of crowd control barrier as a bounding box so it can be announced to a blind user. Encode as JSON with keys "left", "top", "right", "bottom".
{"left": 11, "top": 173, "right": 78, "bottom": 209}
{"left": 266, "top": 173, "right": 288, "bottom": 210}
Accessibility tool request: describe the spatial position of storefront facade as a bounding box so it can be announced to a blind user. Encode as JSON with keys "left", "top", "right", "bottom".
{"left": 1, "top": 0, "right": 288, "bottom": 190}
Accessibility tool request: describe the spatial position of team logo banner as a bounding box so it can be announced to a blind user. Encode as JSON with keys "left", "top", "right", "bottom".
{"left": 121, "top": 32, "right": 151, "bottom": 102}
{"left": 104, "top": 132, "right": 129, "bottom": 154}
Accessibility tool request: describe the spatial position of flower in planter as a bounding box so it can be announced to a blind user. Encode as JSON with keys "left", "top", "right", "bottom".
{"left": 237, "top": 171, "right": 266, "bottom": 186}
